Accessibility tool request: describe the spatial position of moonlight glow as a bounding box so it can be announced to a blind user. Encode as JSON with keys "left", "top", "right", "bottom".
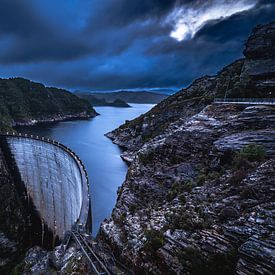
{"left": 169, "top": 1, "right": 257, "bottom": 41}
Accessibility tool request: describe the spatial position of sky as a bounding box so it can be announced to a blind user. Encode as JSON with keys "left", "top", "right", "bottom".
{"left": 0, "top": 0, "right": 274, "bottom": 92}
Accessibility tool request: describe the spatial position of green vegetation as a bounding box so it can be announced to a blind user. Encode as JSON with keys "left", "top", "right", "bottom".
{"left": 219, "top": 207, "right": 239, "bottom": 222}
{"left": 12, "top": 262, "right": 24, "bottom": 275}
{"left": 144, "top": 229, "right": 165, "bottom": 252}
{"left": 233, "top": 144, "right": 266, "bottom": 170}
{"left": 227, "top": 170, "right": 248, "bottom": 186}
{"left": 129, "top": 204, "right": 138, "bottom": 213}
{"left": 223, "top": 144, "right": 266, "bottom": 188}
{"left": 240, "top": 186, "right": 257, "bottom": 199}
{"left": 237, "top": 144, "right": 266, "bottom": 162}
{"left": 178, "top": 247, "right": 238, "bottom": 275}
{"left": 166, "top": 181, "right": 193, "bottom": 202}
{"left": 117, "top": 212, "right": 127, "bottom": 226}
{"left": 139, "top": 151, "right": 155, "bottom": 165}
{"left": 0, "top": 77, "right": 94, "bottom": 130}
{"left": 165, "top": 209, "right": 206, "bottom": 231}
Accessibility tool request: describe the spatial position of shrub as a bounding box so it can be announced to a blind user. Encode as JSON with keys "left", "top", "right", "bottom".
{"left": 227, "top": 170, "right": 247, "bottom": 186}
{"left": 233, "top": 154, "right": 253, "bottom": 170}
{"left": 139, "top": 151, "right": 155, "bottom": 165}
{"left": 166, "top": 189, "right": 177, "bottom": 202}
{"left": 129, "top": 204, "right": 138, "bottom": 213}
{"left": 196, "top": 174, "right": 207, "bottom": 186}
{"left": 170, "top": 154, "right": 183, "bottom": 165}
{"left": 12, "top": 263, "right": 24, "bottom": 275}
{"left": 240, "top": 186, "right": 257, "bottom": 199}
{"left": 179, "top": 194, "right": 186, "bottom": 205}
{"left": 237, "top": 144, "right": 266, "bottom": 162}
{"left": 117, "top": 212, "right": 127, "bottom": 226}
{"left": 144, "top": 229, "right": 165, "bottom": 252}
{"left": 219, "top": 207, "right": 239, "bottom": 222}
{"left": 183, "top": 180, "right": 196, "bottom": 192}
{"left": 166, "top": 182, "right": 185, "bottom": 202}
{"left": 167, "top": 210, "right": 204, "bottom": 231}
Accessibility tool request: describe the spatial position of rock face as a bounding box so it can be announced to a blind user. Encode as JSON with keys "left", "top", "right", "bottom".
{"left": 101, "top": 22, "right": 275, "bottom": 274}
{"left": 15, "top": 245, "right": 91, "bottom": 274}
{"left": 242, "top": 21, "right": 275, "bottom": 96}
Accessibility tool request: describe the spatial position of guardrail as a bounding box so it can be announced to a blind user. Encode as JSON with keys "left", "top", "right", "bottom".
{"left": 0, "top": 132, "right": 91, "bottom": 232}
{"left": 214, "top": 98, "right": 275, "bottom": 105}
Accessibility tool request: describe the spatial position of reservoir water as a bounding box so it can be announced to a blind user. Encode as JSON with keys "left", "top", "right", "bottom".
{"left": 17, "top": 104, "right": 153, "bottom": 235}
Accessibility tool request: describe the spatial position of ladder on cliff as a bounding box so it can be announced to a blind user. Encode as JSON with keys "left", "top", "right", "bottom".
{"left": 71, "top": 229, "right": 110, "bottom": 275}
{"left": 70, "top": 227, "right": 133, "bottom": 275}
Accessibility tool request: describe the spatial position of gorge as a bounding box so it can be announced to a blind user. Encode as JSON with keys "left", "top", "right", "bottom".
{"left": 0, "top": 20, "right": 274, "bottom": 274}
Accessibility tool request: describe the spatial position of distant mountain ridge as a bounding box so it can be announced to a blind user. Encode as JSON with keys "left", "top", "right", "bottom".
{"left": 77, "top": 90, "right": 168, "bottom": 104}
{"left": 75, "top": 91, "right": 130, "bottom": 107}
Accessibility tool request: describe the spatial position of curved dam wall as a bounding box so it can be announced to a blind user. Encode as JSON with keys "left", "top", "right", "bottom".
{"left": 4, "top": 133, "right": 91, "bottom": 240}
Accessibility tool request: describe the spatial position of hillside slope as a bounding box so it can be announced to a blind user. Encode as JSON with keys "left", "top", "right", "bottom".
{"left": 100, "top": 22, "right": 275, "bottom": 274}
{"left": 107, "top": 21, "right": 275, "bottom": 162}
{"left": 0, "top": 78, "right": 97, "bottom": 131}
{"left": 75, "top": 92, "right": 130, "bottom": 107}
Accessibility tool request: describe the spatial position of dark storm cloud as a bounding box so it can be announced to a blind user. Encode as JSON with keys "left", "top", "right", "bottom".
{"left": 0, "top": 0, "right": 91, "bottom": 63}
{"left": 86, "top": 0, "right": 176, "bottom": 28}
{"left": 0, "top": 0, "right": 274, "bottom": 90}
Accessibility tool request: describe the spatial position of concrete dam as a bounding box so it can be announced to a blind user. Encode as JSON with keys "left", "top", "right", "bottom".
{"left": 0, "top": 133, "right": 91, "bottom": 245}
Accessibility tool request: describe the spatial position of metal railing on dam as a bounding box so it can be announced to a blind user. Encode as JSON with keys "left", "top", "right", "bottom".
{"left": 214, "top": 98, "right": 275, "bottom": 105}
{"left": 1, "top": 132, "right": 91, "bottom": 240}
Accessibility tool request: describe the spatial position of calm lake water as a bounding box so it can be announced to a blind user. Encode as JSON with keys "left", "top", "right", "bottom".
{"left": 17, "top": 104, "right": 153, "bottom": 235}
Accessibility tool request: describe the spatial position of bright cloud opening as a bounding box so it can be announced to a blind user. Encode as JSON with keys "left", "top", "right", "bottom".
{"left": 169, "top": 0, "right": 257, "bottom": 41}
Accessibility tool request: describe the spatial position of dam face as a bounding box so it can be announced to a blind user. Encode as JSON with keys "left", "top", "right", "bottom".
{"left": 5, "top": 134, "right": 90, "bottom": 240}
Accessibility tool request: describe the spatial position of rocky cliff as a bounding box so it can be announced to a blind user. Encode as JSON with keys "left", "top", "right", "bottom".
{"left": 0, "top": 78, "right": 97, "bottom": 132}
{"left": 101, "top": 22, "right": 275, "bottom": 274}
